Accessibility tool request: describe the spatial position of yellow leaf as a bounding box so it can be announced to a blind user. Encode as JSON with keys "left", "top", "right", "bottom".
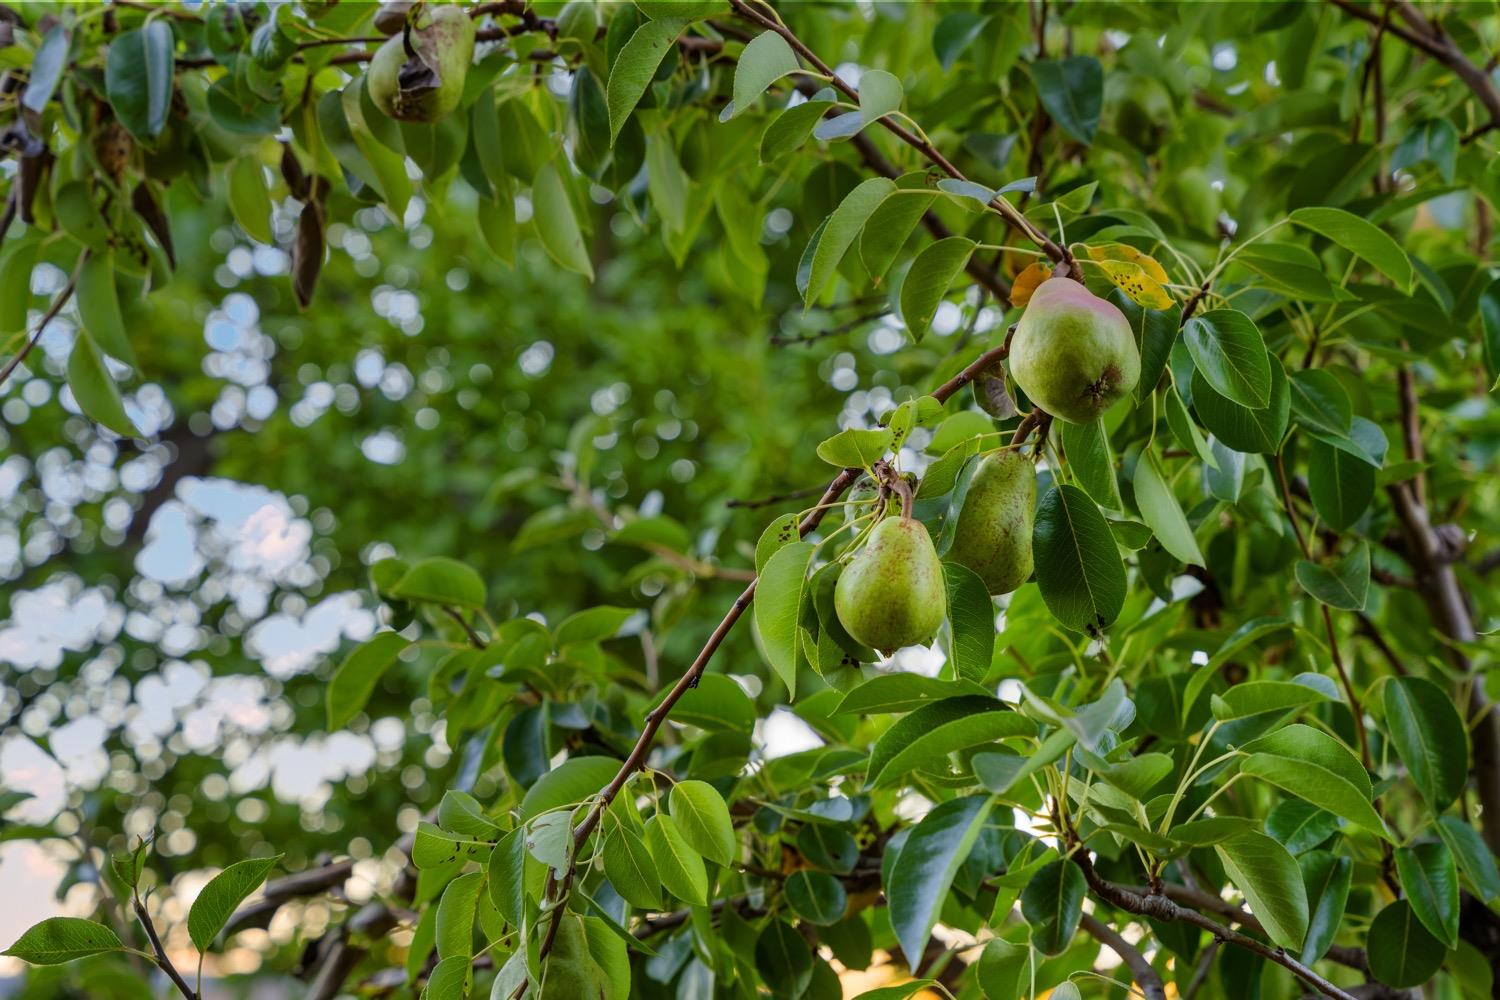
{"left": 1010, "top": 262, "right": 1053, "bottom": 307}
{"left": 1095, "top": 258, "right": 1173, "bottom": 309}
{"left": 1083, "top": 241, "right": 1169, "bottom": 285}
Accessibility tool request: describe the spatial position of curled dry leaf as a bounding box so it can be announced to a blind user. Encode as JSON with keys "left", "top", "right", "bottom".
{"left": 1009, "top": 261, "right": 1054, "bottom": 307}
{"left": 292, "top": 201, "right": 324, "bottom": 309}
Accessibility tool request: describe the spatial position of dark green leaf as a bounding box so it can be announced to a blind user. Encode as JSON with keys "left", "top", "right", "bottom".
{"left": 1295, "top": 540, "right": 1370, "bottom": 611}
{"left": 785, "top": 870, "right": 847, "bottom": 925}
{"left": 1290, "top": 207, "right": 1412, "bottom": 291}
{"left": 887, "top": 794, "right": 993, "bottom": 967}
{"left": 2, "top": 918, "right": 123, "bottom": 966}
{"left": 1021, "top": 858, "right": 1086, "bottom": 955}
{"left": 67, "top": 331, "right": 137, "bottom": 438}
{"left": 1213, "top": 832, "right": 1308, "bottom": 951}
{"left": 1183, "top": 309, "right": 1272, "bottom": 409}
{"left": 1033, "top": 484, "right": 1126, "bottom": 632}
{"left": 1383, "top": 676, "right": 1468, "bottom": 813}
{"left": 900, "top": 237, "right": 976, "bottom": 341}
{"left": 1367, "top": 900, "right": 1445, "bottom": 988}
{"left": 942, "top": 561, "right": 995, "bottom": 683}
{"left": 1395, "top": 841, "right": 1459, "bottom": 948}
{"left": 326, "top": 631, "right": 412, "bottom": 729}
{"left": 105, "top": 22, "right": 174, "bottom": 140}
{"left": 1031, "top": 57, "right": 1103, "bottom": 144}
{"left": 1297, "top": 850, "right": 1351, "bottom": 964}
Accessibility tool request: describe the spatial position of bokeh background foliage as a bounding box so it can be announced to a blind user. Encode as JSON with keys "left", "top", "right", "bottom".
{"left": 0, "top": 1, "right": 1499, "bottom": 1000}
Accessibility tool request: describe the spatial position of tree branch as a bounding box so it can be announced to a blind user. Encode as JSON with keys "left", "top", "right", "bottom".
{"left": 1080, "top": 912, "right": 1166, "bottom": 1000}
{"left": 729, "top": 0, "right": 1064, "bottom": 263}
{"left": 1074, "top": 854, "right": 1359, "bottom": 1000}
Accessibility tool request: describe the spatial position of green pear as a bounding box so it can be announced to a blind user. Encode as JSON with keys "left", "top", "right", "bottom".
{"left": 366, "top": 5, "right": 475, "bottom": 123}
{"left": 540, "top": 913, "right": 606, "bottom": 999}
{"left": 1008, "top": 277, "right": 1141, "bottom": 424}
{"left": 1113, "top": 74, "right": 1175, "bottom": 152}
{"left": 834, "top": 516, "right": 947, "bottom": 654}
{"left": 946, "top": 451, "right": 1036, "bottom": 595}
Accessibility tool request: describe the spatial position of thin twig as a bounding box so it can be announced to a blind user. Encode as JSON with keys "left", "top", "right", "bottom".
{"left": 132, "top": 895, "right": 197, "bottom": 1000}
{"left": 0, "top": 269, "right": 80, "bottom": 390}
{"left": 725, "top": 484, "right": 828, "bottom": 509}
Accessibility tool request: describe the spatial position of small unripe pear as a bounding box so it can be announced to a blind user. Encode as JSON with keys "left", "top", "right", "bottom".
{"left": 946, "top": 451, "right": 1036, "bottom": 595}
{"left": 367, "top": 5, "right": 475, "bottom": 123}
{"left": 1009, "top": 277, "right": 1140, "bottom": 424}
{"left": 541, "top": 914, "right": 606, "bottom": 999}
{"left": 834, "top": 516, "right": 947, "bottom": 654}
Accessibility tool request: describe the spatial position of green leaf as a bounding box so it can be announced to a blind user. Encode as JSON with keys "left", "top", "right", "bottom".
{"left": 435, "top": 871, "right": 483, "bottom": 960}
{"left": 1307, "top": 438, "right": 1374, "bottom": 531}
{"left": 437, "top": 790, "right": 503, "bottom": 839}
{"left": 1391, "top": 119, "right": 1459, "bottom": 183}
{"left": 413, "top": 822, "right": 494, "bottom": 870}
{"left": 227, "top": 156, "right": 275, "bottom": 245}
{"left": 659, "top": 673, "right": 757, "bottom": 732}
{"left": 1214, "top": 832, "right": 1308, "bottom": 951}
{"left": 732, "top": 31, "right": 799, "bottom": 118}
{"left": 1367, "top": 900, "right": 1445, "bottom": 988}
{"left": 532, "top": 163, "right": 594, "bottom": 280}
{"left": 754, "top": 541, "right": 815, "bottom": 696}
{"left": 22, "top": 26, "right": 70, "bottom": 115}
{"left": 338, "top": 83, "right": 411, "bottom": 220}
{"left": 1479, "top": 276, "right": 1500, "bottom": 385}
{"left": 1061, "top": 419, "right": 1122, "bottom": 509}
{"left": 1295, "top": 540, "right": 1370, "bottom": 611}
{"left": 867, "top": 696, "right": 1034, "bottom": 788}
{"left": 1242, "top": 724, "right": 1371, "bottom": 796}
{"left": 1113, "top": 290, "right": 1179, "bottom": 402}
{"left": 1033, "top": 484, "right": 1126, "bottom": 632}
{"left": 1437, "top": 816, "right": 1500, "bottom": 902}
{"left": 834, "top": 673, "right": 990, "bottom": 715}
{"left": 1288, "top": 369, "right": 1352, "bottom": 437}
{"left": 1183, "top": 309, "right": 1272, "bottom": 409}
{"left": 486, "top": 828, "right": 529, "bottom": 926}
{"left": 1191, "top": 354, "right": 1290, "bottom": 455}
{"left": 976, "top": 939, "right": 1028, "bottom": 1000}
{"left": 0, "top": 236, "right": 38, "bottom": 337}
{"left": 424, "top": 956, "right": 471, "bottom": 1000}
{"left": 391, "top": 557, "right": 487, "bottom": 610}
{"left": 1266, "top": 800, "right": 1340, "bottom": 855}
{"left": 1021, "top": 858, "right": 1086, "bottom": 955}
{"left": 805, "top": 177, "right": 896, "bottom": 306}
{"left": 76, "top": 251, "right": 135, "bottom": 367}
{"left": 1290, "top": 207, "right": 1413, "bottom": 291}
{"left": 785, "top": 870, "right": 847, "bottom": 925}
{"left": 1396, "top": 841, "right": 1459, "bottom": 948}
{"left": 858, "top": 69, "right": 904, "bottom": 124}
{"left": 1298, "top": 850, "right": 1352, "bottom": 964}
{"left": 1031, "top": 56, "right": 1103, "bottom": 144}
{"left": 899, "top": 237, "right": 976, "bottom": 341}
{"left": 1383, "top": 676, "right": 1469, "bottom": 812}
{"left": 521, "top": 756, "right": 622, "bottom": 820}
{"left": 603, "top": 821, "right": 660, "bottom": 909}
{"left": 105, "top": 22, "right": 174, "bottom": 140}
{"left": 607, "top": 18, "right": 687, "bottom": 143}
{"left": 1210, "top": 680, "right": 1331, "bottom": 722}
{"left": 326, "top": 631, "right": 412, "bottom": 729}
{"left": 755, "top": 919, "right": 813, "bottom": 998}
{"left": 861, "top": 174, "right": 939, "bottom": 284}
{"left": 669, "top": 779, "right": 736, "bottom": 866}
{"left": 1133, "top": 452, "right": 1204, "bottom": 566}
{"left": 815, "top": 427, "right": 893, "bottom": 468}
{"left": 1239, "top": 753, "right": 1389, "bottom": 840}
{"left": 853, "top": 982, "right": 936, "bottom": 1000}
{"left": 524, "top": 810, "right": 574, "bottom": 873}
{"left": 68, "top": 331, "right": 138, "bottom": 438}
{"left": 887, "top": 794, "right": 993, "bottom": 967}
{"left": 1, "top": 918, "right": 123, "bottom": 966}
{"left": 759, "top": 99, "right": 835, "bottom": 162}
{"left": 942, "top": 561, "right": 994, "bottom": 683}
{"left": 975, "top": 729, "right": 1074, "bottom": 796}
{"left": 645, "top": 813, "right": 709, "bottom": 905}
{"left": 554, "top": 606, "right": 637, "bottom": 647}
{"left": 754, "top": 512, "right": 802, "bottom": 573}
{"left": 188, "top": 855, "right": 282, "bottom": 951}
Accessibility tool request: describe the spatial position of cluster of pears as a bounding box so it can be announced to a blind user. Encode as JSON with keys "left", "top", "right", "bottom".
{"left": 833, "top": 453, "right": 1037, "bottom": 654}
{"left": 368, "top": 5, "right": 475, "bottom": 123}
{"left": 1008, "top": 276, "right": 1140, "bottom": 424}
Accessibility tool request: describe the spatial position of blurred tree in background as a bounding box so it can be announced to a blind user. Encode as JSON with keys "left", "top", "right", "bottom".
{"left": 0, "top": 2, "right": 1498, "bottom": 999}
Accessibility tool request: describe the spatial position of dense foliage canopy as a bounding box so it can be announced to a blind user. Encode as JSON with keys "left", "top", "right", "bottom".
{"left": 1, "top": 2, "right": 1499, "bottom": 1000}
